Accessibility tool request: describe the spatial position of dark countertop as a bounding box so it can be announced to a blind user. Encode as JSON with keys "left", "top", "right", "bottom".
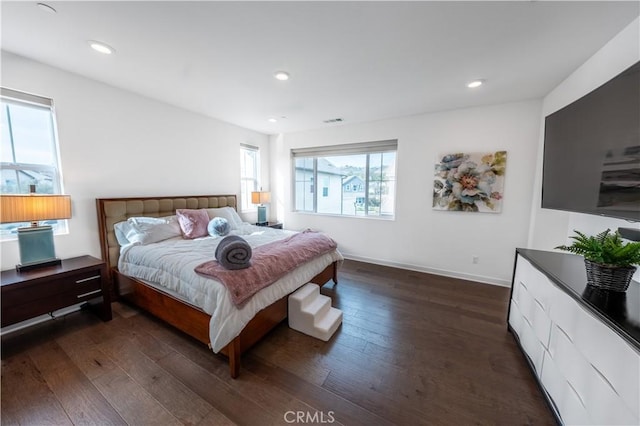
{"left": 516, "top": 248, "right": 640, "bottom": 351}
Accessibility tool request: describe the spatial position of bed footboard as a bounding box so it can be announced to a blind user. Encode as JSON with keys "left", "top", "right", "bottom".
{"left": 115, "top": 271, "right": 211, "bottom": 344}
{"left": 219, "top": 260, "right": 338, "bottom": 378}
{"left": 115, "top": 261, "right": 338, "bottom": 378}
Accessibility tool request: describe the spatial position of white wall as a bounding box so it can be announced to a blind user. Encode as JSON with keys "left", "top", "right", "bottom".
{"left": 1, "top": 52, "right": 269, "bottom": 269}
{"left": 528, "top": 18, "right": 640, "bottom": 252}
{"left": 5, "top": 18, "right": 636, "bottom": 285}
{"left": 271, "top": 100, "right": 542, "bottom": 286}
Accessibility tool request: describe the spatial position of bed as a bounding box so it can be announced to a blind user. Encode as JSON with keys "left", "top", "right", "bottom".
{"left": 96, "top": 195, "right": 341, "bottom": 378}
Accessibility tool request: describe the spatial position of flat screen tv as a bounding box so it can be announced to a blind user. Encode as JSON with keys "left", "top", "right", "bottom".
{"left": 542, "top": 61, "right": 640, "bottom": 222}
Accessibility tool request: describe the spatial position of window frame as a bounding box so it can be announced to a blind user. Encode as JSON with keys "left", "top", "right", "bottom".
{"left": 1, "top": 87, "right": 67, "bottom": 241}
{"left": 239, "top": 144, "right": 260, "bottom": 212}
{"left": 291, "top": 139, "right": 397, "bottom": 219}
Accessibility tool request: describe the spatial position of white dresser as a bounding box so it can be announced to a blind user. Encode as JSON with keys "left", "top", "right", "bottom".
{"left": 508, "top": 249, "right": 640, "bottom": 425}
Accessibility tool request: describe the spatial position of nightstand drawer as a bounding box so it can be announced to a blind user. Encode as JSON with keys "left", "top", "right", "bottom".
{"left": 1, "top": 286, "right": 104, "bottom": 326}
{"left": 1, "top": 255, "right": 112, "bottom": 328}
{"left": 2, "top": 269, "right": 103, "bottom": 306}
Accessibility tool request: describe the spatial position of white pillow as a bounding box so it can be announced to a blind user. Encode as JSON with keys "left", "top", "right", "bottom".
{"left": 113, "top": 221, "right": 133, "bottom": 246}
{"left": 206, "top": 207, "right": 243, "bottom": 229}
{"left": 113, "top": 216, "right": 181, "bottom": 246}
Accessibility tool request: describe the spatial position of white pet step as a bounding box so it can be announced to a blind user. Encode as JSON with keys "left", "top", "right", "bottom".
{"left": 302, "top": 294, "right": 331, "bottom": 317}
{"left": 290, "top": 281, "right": 318, "bottom": 305}
{"left": 315, "top": 307, "right": 342, "bottom": 334}
{"left": 288, "top": 283, "right": 342, "bottom": 342}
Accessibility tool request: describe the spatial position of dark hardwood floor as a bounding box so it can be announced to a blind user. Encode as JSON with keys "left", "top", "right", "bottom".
{"left": 1, "top": 260, "right": 554, "bottom": 425}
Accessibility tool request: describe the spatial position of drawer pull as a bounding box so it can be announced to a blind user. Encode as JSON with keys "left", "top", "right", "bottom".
{"left": 555, "top": 324, "right": 573, "bottom": 343}
{"left": 566, "top": 380, "right": 586, "bottom": 408}
{"left": 76, "top": 275, "right": 101, "bottom": 284}
{"left": 592, "top": 364, "right": 619, "bottom": 395}
{"left": 77, "top": 289, "right": 102, "bottom": 299}
{"left": 76, "top": 275, "right": 100, "bottom": 284}
{"left": 534, "top": 298, "right": 546, "bottom": 311}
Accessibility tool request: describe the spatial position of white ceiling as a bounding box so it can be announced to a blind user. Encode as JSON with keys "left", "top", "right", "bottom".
{"left": 1, "top": 1, "right": 638, "bottom": 135}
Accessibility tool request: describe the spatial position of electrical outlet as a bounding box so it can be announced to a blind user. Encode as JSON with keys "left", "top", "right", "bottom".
{"left": 472, "top": 255, "right": 479, "bottom": 264}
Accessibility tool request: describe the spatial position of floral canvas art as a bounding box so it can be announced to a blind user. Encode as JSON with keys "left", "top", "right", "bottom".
{"left": 433, "top": 151, "right": 507, "bottom": 212}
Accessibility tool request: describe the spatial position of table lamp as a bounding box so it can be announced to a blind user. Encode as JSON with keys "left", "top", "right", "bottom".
{"left": 251, "top": 191, "right": 271, "bottom": 225}
{"left": 0, "top": 192, "right": 72, "bottom": 272}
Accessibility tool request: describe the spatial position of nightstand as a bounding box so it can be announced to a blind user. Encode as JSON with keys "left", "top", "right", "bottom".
{"left": 256, "top": 222, "right": 283, "bottom": 229}
{"left": 1, "top": 255, "right": 112, "bottom": 327}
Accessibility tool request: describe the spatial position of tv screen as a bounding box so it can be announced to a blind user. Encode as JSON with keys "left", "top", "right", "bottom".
{"left": 542, "top": 61, "right": 640, "bottom": 222}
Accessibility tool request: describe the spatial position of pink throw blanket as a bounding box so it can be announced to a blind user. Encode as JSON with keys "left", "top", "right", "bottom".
{"left": 195, "top": 230, "right": 337, "bottom": 306}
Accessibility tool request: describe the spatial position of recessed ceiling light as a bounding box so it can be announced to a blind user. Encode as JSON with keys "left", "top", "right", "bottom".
{"left": 36, "top": 3, "right": 57, "bottom": 13}
{"left": 88, "top": 40, "right": 115, "bottom": 55}
{"left": 268, "top": 118, "right": 277, "bottom": 123}
{"left": 274, "top": 71, "right": 290, "bottom": 81}
{"left": 467, "top": 79, "right": 485, "bottom": 88}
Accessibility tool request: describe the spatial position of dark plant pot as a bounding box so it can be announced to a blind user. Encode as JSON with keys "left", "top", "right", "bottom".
{"left": 584, "top": 259, "right": 637, "bottom": 292}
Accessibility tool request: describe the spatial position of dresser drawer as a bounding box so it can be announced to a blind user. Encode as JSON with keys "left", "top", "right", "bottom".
{"left": 508, "top": 299, "right": 524, "bottom": 336}
{"left": 515, "top": 255, "right": 556, "bottom": 312}
{"left": 517, "top": 280, "right": 552, "bottom": 349}
{"left": 574, "top": 303, "right": 640, "bottom": 419}
{"left": 548, "top": 323, "right": 591, "bottom": 410}
{"left": 547, "top": 281, "right": 581, "bottom": 342}
{"left": 512, "top": 256, "right": 532, "bottom": 304}
{"left": 583, "top": 362, "right": 638, "bottom": 425}
{"left": 562, "top": 380, "right": 591, "bottom": 426}
{"left": 541, "top": 349, "right": 590, "bottom": 426}
{"left": 518, "top": 312, "right": 545, "bottom": 374}
{"left": 539, "top": 349, "right": 564, "bottom": 416}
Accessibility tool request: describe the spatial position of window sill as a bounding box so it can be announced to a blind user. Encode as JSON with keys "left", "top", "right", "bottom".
{"left": 1, "top": 228, "right": 69, "bottom": 243}
{"left": 291, "top": 211, "right": 395, "bottom": 221}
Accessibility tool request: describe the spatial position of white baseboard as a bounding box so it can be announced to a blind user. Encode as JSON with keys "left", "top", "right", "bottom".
{"left": 340, "top": 252, "right": 511, "bottom": 288}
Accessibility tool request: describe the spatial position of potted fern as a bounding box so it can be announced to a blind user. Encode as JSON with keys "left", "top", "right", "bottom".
{"left": 556, "top": 229, "right": 640, "bottom": 292}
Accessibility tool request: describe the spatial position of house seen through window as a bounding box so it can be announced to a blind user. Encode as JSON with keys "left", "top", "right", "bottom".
{"left": 239, "top": 144, "right": 260, "bottom": 212}
{"left": 292, "top": 140, "right": 397, "bottom": 217}
{"left": 1, "top": 87, "right": 66, "bottom": 239}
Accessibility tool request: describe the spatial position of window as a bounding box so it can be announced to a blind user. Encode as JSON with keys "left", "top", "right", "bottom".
{"left": 292, "top": 140, "right": 397, "bottom": 218}
{"left": 1, "top": 87, "right": 66, "bottom": 239}
{"left": 240, "top": 144, "right": 259, "bottom": 211}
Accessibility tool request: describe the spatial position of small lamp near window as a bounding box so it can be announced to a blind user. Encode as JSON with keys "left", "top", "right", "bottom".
{"left": 0, "top": 190, "right": 72, "bottom": 272}
{"left": 251, "top": 190, "right": 271, "bottom": 225}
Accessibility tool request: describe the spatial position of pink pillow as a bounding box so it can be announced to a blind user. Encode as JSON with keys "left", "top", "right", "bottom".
{"left": 176, "top": 209, "right": 209, "bottom": 239}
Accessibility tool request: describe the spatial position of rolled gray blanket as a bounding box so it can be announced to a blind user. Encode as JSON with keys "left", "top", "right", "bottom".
{"left": 215, "top": 235, "right": 252, "bottom": 270}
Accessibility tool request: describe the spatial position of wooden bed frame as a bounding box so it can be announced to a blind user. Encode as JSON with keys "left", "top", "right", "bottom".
{"left": 96, "top": 195, "right": 338, "bottom": 378}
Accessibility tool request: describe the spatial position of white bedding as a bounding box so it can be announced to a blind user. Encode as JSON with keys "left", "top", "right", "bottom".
{"left": 118, "top": 223, "right": 343, "bottom": 352}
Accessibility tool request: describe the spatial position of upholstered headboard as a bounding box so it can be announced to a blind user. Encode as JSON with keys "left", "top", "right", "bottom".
{"left": 96, "top": 195, "right": 237, "bottom": 274}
